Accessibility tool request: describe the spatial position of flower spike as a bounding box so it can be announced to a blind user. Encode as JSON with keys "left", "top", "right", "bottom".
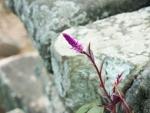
{"left": 62, "top": 33, "right": 84, "bottom": 53}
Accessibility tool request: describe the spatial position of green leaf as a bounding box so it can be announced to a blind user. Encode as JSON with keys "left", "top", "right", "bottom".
{"left": 87, "top": 106, "right": 104, "bottom": 113}
{"left": 75, "top": 102, "right": 104, "bottom": 113}
{"left": 76, "top": 103, "right": 94, "bottom": 113}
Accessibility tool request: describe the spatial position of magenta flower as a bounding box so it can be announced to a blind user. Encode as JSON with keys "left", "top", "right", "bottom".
{"left": 62, "top": 33, "right": 84, "bottom": 53}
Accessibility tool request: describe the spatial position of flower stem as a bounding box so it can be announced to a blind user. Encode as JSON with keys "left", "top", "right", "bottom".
{"left": 82, "top": 51, "right": 113, "bottom": 103}
{"left": 115, "top": 87, "right": 132, "bottom": 113}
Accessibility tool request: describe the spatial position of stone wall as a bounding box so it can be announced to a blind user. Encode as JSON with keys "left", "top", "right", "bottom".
{"left": 5, "top": 0, "right": 150, "bottom": 72}
{"left": 4, "top": 0, "right": 150, "bottom": 113}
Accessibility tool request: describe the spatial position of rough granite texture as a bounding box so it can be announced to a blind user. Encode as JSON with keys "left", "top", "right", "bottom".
{"left": 126, "top": 62, "right": 150, "bottom": 113}
{"left": 4, "top": 0, "right": 150, "bottom": 113}
{"left": 0, "top": 72, "right": 20, "bottom": 111}
{"left": 52, "top": 7, "right": 150, "bottom": 112}
{"left": 0, "top": 53, "right": 51, "bottom": 113}
{"left": 5, "top": 0, "right": 150, "bottom": 72}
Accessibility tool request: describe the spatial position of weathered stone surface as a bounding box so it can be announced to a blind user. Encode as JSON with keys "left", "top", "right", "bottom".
{"left": 0, "top": 0, "right": 34, "bottom": 58}
{"left": 126, "top": 62, "right": 150, "bottom": 113}
{"left": 5, "top": 0, "right": 150, "bottom": 72}
{"left": 0, "top": 37, "right": 20, "bottom": 58}
{"left": 52, "top": 7, "right": 150, "bottom": 111}
{"left": 46, "top": 77, "right": 67, "bottom": 113}
{"left": 5, "top": 0, "right": 150, "bottom": 112}
{"left": 0, "top": 53, "right": 51, "bottom": 113}
{"left": 7, "top": 108, "right": 26, "bottom": 113}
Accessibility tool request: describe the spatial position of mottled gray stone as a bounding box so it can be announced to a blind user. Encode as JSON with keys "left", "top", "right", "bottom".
{"left": 126, "top": 62, "right": 150, "bottom": 113}
{"left": 52, "top": 7, "right": 150, "bottom": 111}
{"left": 5, "top": 0, "right": 150, "bottom": 112}
{"left": 0, "top": 71, "right": 20, "bottom": 111}
{"left": 46, "top": 77, "right": 68, "bottom": 113}
{"left": 0, "top": 53, "right": 52, "bottom": 113}
{"left": 7, "top": 108, "right": 26, "bottom": 113}
{"left": 5, "top": 0, "right": 150, "bottom": 72}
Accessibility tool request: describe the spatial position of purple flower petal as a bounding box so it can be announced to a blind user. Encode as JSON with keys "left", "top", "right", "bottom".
{"left": 62, "top": 33, "right": 83, "bottom": 53}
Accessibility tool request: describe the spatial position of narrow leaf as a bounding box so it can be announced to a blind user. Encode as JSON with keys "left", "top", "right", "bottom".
{"left": 87, "top": 43, "right": 94, "bottom": 61}
{"left": 76, "top": 103, "right": 97, "bottom": 113}
{"left": 87, "top": 106, "right": 104, "bottom": 113}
